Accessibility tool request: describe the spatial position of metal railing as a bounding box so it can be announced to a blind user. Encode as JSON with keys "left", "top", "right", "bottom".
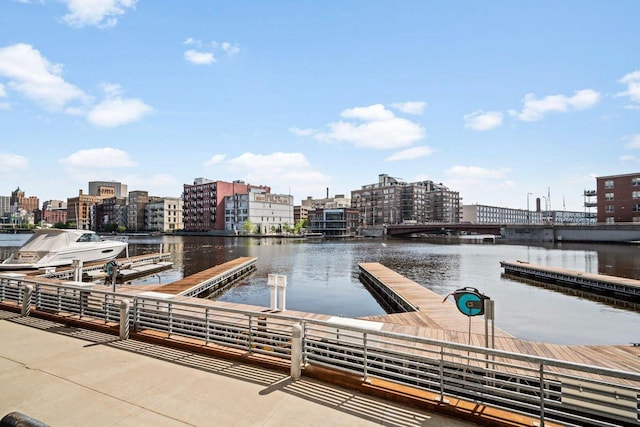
{"left": 1, "top": 274, "right": 639, "bottom": 426}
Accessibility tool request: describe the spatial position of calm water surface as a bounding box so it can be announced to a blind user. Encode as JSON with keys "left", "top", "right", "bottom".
{"left": 2, "top": 233, "right": 639, "bottom": 346}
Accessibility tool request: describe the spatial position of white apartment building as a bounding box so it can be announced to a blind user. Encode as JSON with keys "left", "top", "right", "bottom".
{"left": 225, "top": 189, "right": 293, "bottom": 234}
{"left": 145, "top": 197, "right": 184, "bottom": 232}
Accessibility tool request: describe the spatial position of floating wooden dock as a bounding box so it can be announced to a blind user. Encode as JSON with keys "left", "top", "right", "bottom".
{"left": 149, "top": 257, "right": 257, "bottom": 297}
{"left": 359, "top": 262, "right": 512, "bottom": 337}
{"left": 30, "top": 253, "right": 174, "bottom": 284}
{"left": 501, "top": 260, "right": 640, "bottom": 301}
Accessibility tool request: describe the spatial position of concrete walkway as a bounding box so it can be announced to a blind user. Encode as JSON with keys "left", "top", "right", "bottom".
{"left": 0, "top": 310, "right": 476, "bottom": 427}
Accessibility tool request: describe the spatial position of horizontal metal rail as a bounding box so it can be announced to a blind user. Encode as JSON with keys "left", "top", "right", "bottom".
{"left": 1, "top": 273, "right": 639, "bottom": 426}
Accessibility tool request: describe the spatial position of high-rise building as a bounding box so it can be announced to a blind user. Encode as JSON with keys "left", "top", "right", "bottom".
{"left": 351, "top": 174, "right": 461, "bottom": 226}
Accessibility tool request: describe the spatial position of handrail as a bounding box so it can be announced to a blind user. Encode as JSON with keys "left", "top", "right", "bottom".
{"left": 1, "top": 274, "right": 639, "bottom": 426}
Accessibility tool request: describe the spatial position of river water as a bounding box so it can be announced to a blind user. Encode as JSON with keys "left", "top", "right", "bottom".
{"left": 1, "top": 233, "right": 639, "bottom": 346}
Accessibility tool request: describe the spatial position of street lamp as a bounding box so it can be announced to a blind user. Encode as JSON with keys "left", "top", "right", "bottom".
{"left": 527, "top": 192, "right": 532, "bottom": 224}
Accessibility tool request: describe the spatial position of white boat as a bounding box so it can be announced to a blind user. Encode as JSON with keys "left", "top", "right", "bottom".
{"left": 0, "top": 229, "right": 128, "bottom": 270}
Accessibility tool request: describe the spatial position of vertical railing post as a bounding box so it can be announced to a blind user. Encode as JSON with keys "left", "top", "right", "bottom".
{"left": 133, "top": 297, "right": 139, "bottom": 332}
{"left": 205, "top": 307, "right": 210, "bottom": 344}
{"left": 167, "top": 303, "right": 173, "bottom": 337}
{"left": 35, "top": 283, "right": 41, "bottom": 309}
{"left": 119, "top": 299, "right": 130, "bottom": 340}
{"left": 539, "top": 363, "right": 546, "bottom": 426}
{"left": 248, "top": 314, "right": 254, "bottom": 351}
{"left": 439, "top": 346, "right": 445, "bottom": 401}
{"left": 291, "top": 323, "right": 303, "bottom": 380}
{"left": 362, "top": 332, "right": 368, "bottom": 381}
{"left": 21, "top": 285, "right": 33, "bottom": 317}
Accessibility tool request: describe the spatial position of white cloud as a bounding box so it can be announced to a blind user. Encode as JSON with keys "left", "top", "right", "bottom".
{"left": 0, "top": 83, "right": 7, "bottom": 110}
{"left": 302, "top": 104, "right": 426, "bottom": 150}
{"left": 341, "top": 104, "right": 396, "bottom": 121}
{"left": 620, "top": 154, "right": 637, "bottom": 162}
{"left": 210, "top": 152, "right": 332, "bottom": 198}
{"left": 203, "top": 154, "right": 226, "bottom": 166}
{"left": 385, "top": 146, "right": 434, "bottom": 161}
{"left": 446, "top": 165, "right": 511, "bottom": 182}
{"left": 99, "top": 82, "right": 123, "bottom": 98}
{"left": 59, "top": 148, "right": 137, "bottom": 172}
{"left": 444, "top": 165, "right": 516, "bottom": 206}
{"left": 0, "top": 43, "right": 87, "bottom": 110}
{"left": 221, "top": 42, "right": 240, "bottom": 56}
{"left": 87, "top": 97, "right": 153, "bottom": 127}
{"left": 289, "top": 127, "right": 317, "bottom": 136}
{"left": 0, "top": 152, "right": 28, "bottom": 173}
{"left": 464, "top": 110, "right": 503, "bottom": 131}
{"left": 184, "top": 49, "right": 215, "bottom": 65}
{"left": 390, "top": 101, "right": 427, "bottom": 115}
{"left": 617, "top": 70, "right": 640, "bottom": 103}
{"left": 513, "top": 89, "right": 601, "bottom": 121}
{"left": 0, "top": 44, "right": 151, "bottom": 127}
{"left": 322, "top": 118, "right": 424, "bottom": 149}
{"left": 86, "top": 83, "right": 153, "bottom": 127}
{"left": 183, "top": 38, "right": 239, "bottom": 64}
{"left": 623, "top": 133, "right": 640, "bottom": 149}
{"left": 60, "top": 0, "right": 137, "bottom": 28}
{"left": 121, "top": 173, "right": 181, "bottom": 197}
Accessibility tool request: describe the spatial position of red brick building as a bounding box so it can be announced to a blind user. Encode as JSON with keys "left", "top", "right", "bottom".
{"left": 182, "top": 178, "right": 270, "bottom": 231}
{"left": 596, "top": 172, "right": 640, "bottom": 223}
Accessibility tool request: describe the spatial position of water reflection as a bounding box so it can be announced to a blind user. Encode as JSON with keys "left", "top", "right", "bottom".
{"left": 1, "top": 233, "right": 639, "bottom": 345}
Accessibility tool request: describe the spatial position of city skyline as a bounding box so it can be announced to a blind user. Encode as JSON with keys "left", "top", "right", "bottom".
{"left": 1, "top": 1, "right": 639, "bottom": 211}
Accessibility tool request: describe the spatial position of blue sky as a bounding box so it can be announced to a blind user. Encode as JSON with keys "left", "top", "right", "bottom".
{"left": 1, "top": 1, "right": 639, "bottom": 212}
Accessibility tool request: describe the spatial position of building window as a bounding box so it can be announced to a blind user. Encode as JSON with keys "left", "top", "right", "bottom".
{"left": 604, "top": 192, "right": 614, "bottom": 200}
{"left": 605, "top": 205, "right": 614, "bottom": 213}
{"left": 633, "top": 191, "right": 640, "bottom": 199}
{"left": 632, "top": 177, "right": 640, "bottom": 186}
{"left": 604, "top": 180, "right": 614, "bottom": 189}
{"left": 606, "top": 217, "right": 615, "bottom": 224}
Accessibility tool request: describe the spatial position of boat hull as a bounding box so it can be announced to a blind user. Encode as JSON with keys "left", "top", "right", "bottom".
{"left": 0, "top": 229, "right": 127, "bottom": 271}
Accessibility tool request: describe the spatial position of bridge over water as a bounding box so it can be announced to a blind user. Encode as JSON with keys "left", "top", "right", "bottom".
{"left": 385, "top": 223, "right": 501, "bottom": 236}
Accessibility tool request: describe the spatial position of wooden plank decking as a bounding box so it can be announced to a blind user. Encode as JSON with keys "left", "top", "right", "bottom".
{"left": 149, "top": 257, "right": 257, "bottom": 296}
{"left": 356, "top": 262, "right": 640, "bottom": 382}
{"left": 359, "top": 262, "right": 512, "bottom": 337}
